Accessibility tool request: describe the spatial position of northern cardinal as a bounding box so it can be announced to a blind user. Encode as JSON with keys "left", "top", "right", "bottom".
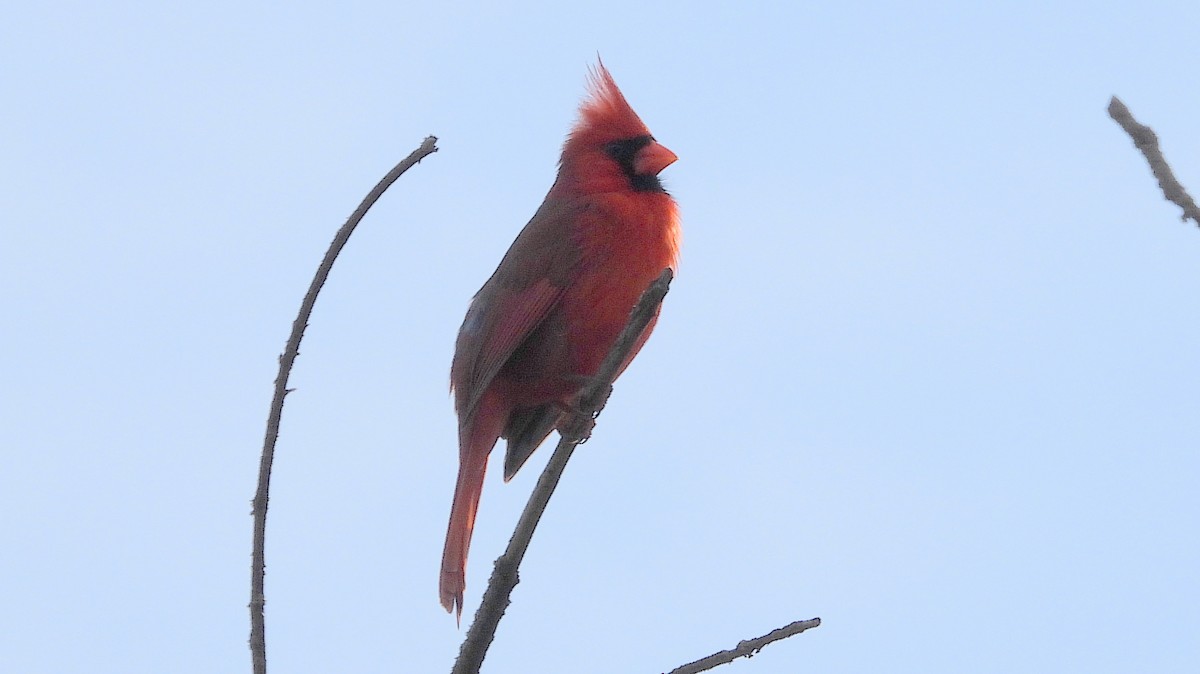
{"left": 441, "top": 63, "right": 680, "bottom": 618}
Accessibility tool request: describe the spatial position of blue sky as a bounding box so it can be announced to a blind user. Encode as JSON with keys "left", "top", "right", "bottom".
{"left": 3, "top": 2, "right": 1198, "bottom": 672}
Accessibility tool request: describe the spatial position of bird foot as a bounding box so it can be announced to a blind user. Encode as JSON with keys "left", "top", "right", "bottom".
{"left": 555, "top": 382, "right": 614, "bottom": 444}
{"left": 557, "top": 409, "right": 596, "bottom": 445}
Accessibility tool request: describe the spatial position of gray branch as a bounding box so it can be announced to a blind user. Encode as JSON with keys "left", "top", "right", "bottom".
{"left": 664, "top": 618, "right": 823, "bottom": 674}
{"left": 1108, "top": 97, "right": 1200, "bottom": 227}
{"left": 249, "top": 136, "right": 439, "bottom": 674}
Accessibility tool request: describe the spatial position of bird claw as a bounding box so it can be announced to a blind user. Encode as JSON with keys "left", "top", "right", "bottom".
{"left": 556, "top": 382, "right": 614, "bottom": 444}
{"left": 557, "top": 411, "right": 596, "bottom": 445}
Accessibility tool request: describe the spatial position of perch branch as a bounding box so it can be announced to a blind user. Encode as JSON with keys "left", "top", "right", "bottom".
{"left": 249, "top": 136, "right": 439, "bottom": 674}
{"left": 450, "top": 268, "right": 675, "bottom": 674}
{"left": 664, "top": 617, "right": 823, "bottom": 674}
{"left": 1108, "top": 97, "right": 1200, "bottom": 227}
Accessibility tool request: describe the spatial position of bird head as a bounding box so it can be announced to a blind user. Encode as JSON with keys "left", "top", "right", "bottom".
{"left": 558, "top": 62, "right": 677, "bottom": 195}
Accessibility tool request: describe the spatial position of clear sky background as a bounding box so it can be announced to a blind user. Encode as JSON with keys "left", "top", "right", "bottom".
{"left": 3, "top": 2, "right": 1198, "bottom": 673}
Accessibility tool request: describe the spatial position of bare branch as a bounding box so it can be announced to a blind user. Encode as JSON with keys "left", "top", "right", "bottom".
{"left": 451, "top": 269, "right": 675, "bottom": 674}
{"left": 664, "top": 617, "right": 823, "bottom": 674}
{"left": 249, "top": 136, "right": 439, "bottom": 674}
{"left": 1108, "top": 97, "right": 1200, "bottom": 227}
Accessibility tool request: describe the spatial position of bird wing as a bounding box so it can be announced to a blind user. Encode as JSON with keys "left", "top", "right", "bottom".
{"left": 451, "top": 196, "right": 584, "bottom": 426}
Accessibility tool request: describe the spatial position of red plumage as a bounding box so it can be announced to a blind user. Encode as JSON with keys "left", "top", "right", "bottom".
{"left": 441, "top": 63, "right": 680, "bottom": 618}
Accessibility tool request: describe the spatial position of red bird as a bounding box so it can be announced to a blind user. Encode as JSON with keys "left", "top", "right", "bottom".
{"left": 441, "top": 63, "right": 680, "bottom": 617}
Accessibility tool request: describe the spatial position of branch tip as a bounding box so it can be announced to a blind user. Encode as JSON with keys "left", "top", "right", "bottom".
{"left": 665, "top": 617, "right": 822, "bottom": 674}
{"left": 1108, "top": 96, "right": 1200, "bottom": 227}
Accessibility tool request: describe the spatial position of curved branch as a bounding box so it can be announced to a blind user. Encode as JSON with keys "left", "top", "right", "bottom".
{"left": 451, "top": 269, "right": 675, "bottom": 674}
{"left": 665, "top": 617, "right": 823, "bottom": 674}
{"left": 249, "top": 136, "right": 439, "bottom": 674}
{"left": 1108, "top": 97, "right": 1200, "bottom": 227}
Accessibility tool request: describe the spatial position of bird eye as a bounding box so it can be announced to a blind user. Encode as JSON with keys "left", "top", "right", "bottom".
{"left": 604, "top": 140, "right": 630, "bottom": 160}
{"left": 604, "top": 136, "right": 652, "bottom": 163}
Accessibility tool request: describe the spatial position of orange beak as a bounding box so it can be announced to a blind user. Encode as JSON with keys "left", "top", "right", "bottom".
{"left": 633, "top": 141, "right": 678, "bottom": 176}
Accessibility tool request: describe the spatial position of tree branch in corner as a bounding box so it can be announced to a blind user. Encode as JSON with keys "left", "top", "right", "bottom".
{"left": 1108, "top": 97, "right": 1200, "bottom": 227}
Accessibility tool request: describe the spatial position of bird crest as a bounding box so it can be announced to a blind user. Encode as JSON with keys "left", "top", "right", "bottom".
{"left": 569, "top": 60, "right": 653, "bottom": 148}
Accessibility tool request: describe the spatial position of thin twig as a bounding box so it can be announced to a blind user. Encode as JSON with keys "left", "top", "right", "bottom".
{"left": 1108, "top": 97, "right": 1200, "bottom": 227}
{"left": 663, "top": 617, "right": 823, "bottom": 674}
{"left": 249, "top": 136, "right": 439, "bottom": 674}
{"left": 451, "top": 268, "right": 675, "bottom": 674}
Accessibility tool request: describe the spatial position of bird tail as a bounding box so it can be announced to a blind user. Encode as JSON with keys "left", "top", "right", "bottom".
{"left": 439, "top": 450, "right": 486, "bottom": 621}
{"left": 440, "top": 394, "right": 506, "bottom": 621}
